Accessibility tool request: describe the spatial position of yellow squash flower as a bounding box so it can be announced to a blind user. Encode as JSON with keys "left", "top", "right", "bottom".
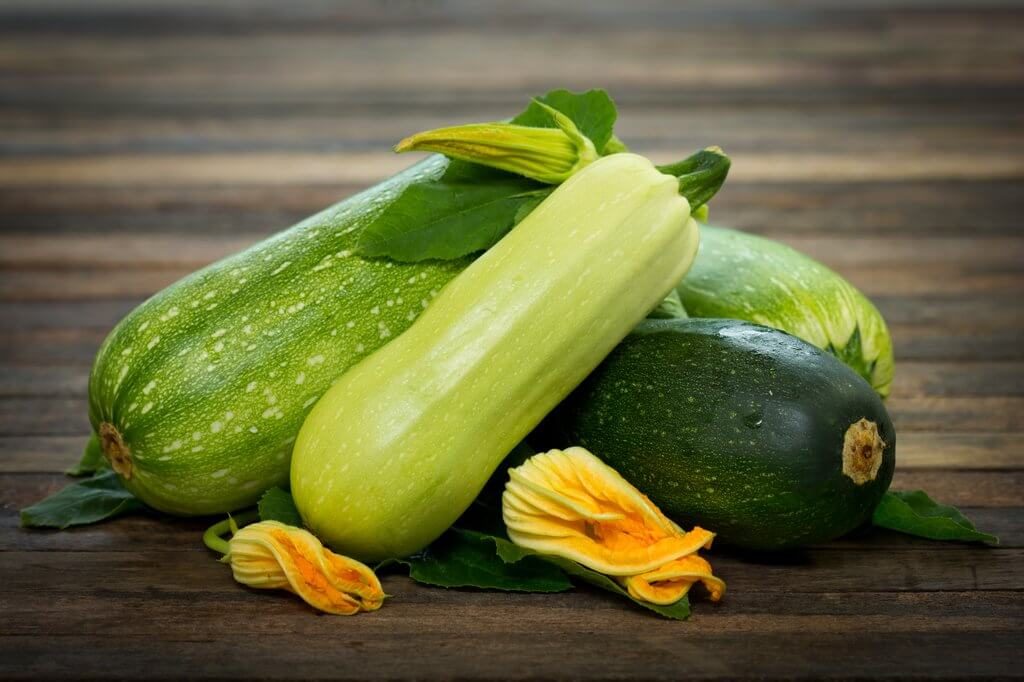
{"left": 620, "top": 554, "right": 726, "bottom": 606}
{"left": 395, "top": 100, "right": 598, "bottom": 184}
{"left": 224, "top": 520, "right": 384, "bottom": 616}
{"left": 503, "top": 447, "right": 724, "bottom": 605}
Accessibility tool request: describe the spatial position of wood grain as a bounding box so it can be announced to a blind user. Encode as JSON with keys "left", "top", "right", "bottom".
{"left": 0, "top": 1, "right": 1021, "bottom": 679}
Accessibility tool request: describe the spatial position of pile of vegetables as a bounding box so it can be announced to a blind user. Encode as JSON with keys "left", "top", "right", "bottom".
{"left": 23, "top": 89, "right": 998, "bottom": 619}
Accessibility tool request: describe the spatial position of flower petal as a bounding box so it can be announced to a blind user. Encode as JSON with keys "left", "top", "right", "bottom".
{"left": 503, "top": 447, "right": 716, "bottom": 575}
{"left": 227, "top": 520, "right": 384, "bottom": 615}
{"left": 621, "top": 554, "right": 727, "bottom": 605}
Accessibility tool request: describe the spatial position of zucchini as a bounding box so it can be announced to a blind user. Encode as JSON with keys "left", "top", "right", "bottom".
{"left": 89, "top": 155, "right": 468, "bottom": 515}
{"left": 291, "top": 154, "right": 703, "bottom": 561}
{"left": 677, "top": 225, "right": 894, "bottom": 397}
{"left": 552, "top": 318, "right": 896, "bottom": 550}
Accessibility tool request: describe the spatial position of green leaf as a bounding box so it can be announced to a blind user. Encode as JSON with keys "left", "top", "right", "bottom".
{"left": 398, "top": 529, "right": 573, "bottom": 592}
{"left": 358, "top": 177, "right": 545, "bottom": 262}
{"left": 872, "top": 490, "right": 999, "bottom": 545}
{"left": 65, "top": 433, "right": 109, "bottom": 476}
{"left": 512, "top": 89, "right": 618, "bottom": 153}
{"left": 396, "top": 524, "right": 693, "bottom": 618}
{"left": 493, "top": 537, "right": 691, "bottom": 620}
{"left": 440, "top": 158, "right": 524, "bottom": 184}
{"left": 512, "top": 188, "right": 553, "bottom": 225}
{"left": 20, "top": 470, "right": 145, "bottom": 529}
{"left": 257, "top": 486, "right": 303, "bottom": 526}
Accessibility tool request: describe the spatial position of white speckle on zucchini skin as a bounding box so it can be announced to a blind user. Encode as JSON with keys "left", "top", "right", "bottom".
{"left": 86, "top": 156, "right": 469, "bottom": 516}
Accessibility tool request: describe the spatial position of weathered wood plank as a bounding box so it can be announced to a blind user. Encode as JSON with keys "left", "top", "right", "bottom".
{"left": 3, "top": 360, "right": 1018, "bottom": 402}
{"left": 3, "top": 288, "right": 1019, "bottom": 333}
{"left": 0, "top": 301, "right": 136, "bottom": 330}
{"left": 0, "top": 367, "right": 89, "bottom": 398}
{"left": 0, "top": 150, "right": 1019, "bottom": 189}
{"left": 888, "top": 470, "right": 1024, "bottom": 508}
{"left": 0, "top": 19, "right": 1019, "bottom": 96}
{"left": 0, "top": 629, "right": 1020, "bottom": 680}
{"left": 3, "top": 429, "right": 1021, "bottom": 476}
{"left": 3, "top": 300, "right": 1021, "bottom": 370}
{"left": 883, "top": 328, "right": 1024, "bottom": 363}
{"left": 3, "top": 180, "right": 1019, "bottom": 238}
{"left": 6, "top": 263, "right": 1023, "bottom": 301}
{"left": 891, "top": 363, "right": 1024, "bottom": 398}
{"left": 1, "top": 0, "right": 1021, "bottom": 38}
{"left": 0, "top": 398, "right": 91, "bottom": 436}
{"left": 3, "top": 368, "right": 1024, "bottom": 434}
{"left": 895, "top": 432, "right": 1024, "bottom": 470}
{"left": 0, "top": 356, "right": 1007, "bottom": 403}
{"left": 0, "top": 329, "right": 106, "bottom": 366}
{"left": 0, "top": 545, "right": 1020, "bottom": 598}
{"left": 2, "top": 583, "right": 1023, "bottom": 639}
{"left": 0, "top": 437, "right": 90, "bottom": 472}
{"left": 5, "top": 232, "right": 1020, "bottom": 271}
{"left": 2, "top": 109, "right": 1019, "bottom": 162}
{"left": 3, "top": 505, "right": 1018, "bottom": 554}
{"left": 4, "top": 469, "right": 1021, "bottom": 518}
{"left": 2, "top": 576, "right": 1022, "bottom": 641}
{"left": 2, "top": 326, "right": 1020, "bottom": 365}
{"left": 890, "top": 397, "right": 1024, "bottom": 432}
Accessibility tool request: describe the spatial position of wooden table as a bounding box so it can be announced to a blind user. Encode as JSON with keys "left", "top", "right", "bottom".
{"left": 2, "top": 2, "right": 1022, "bottom": 679}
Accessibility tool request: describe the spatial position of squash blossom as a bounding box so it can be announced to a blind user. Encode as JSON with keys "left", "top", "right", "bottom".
{"left": 620, "top": 555, "right": 726, "bottom": 606}
{"left": 503, "top": 447, "right": 724, "bottom": 604}
{"left": 223, "top": 520, "right": 384, "bottom": 616}
{"left": 395, "top": 100, "right": 598, "bottom": 184}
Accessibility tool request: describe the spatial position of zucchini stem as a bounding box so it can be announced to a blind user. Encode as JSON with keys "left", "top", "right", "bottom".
{"left": 202, "top": 509, "right": 260, "bottom": 555}
{"left": 658, "top": 147, "right": 731, "bottom": 211}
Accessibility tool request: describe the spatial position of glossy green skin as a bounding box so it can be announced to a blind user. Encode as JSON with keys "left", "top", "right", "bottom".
{"left": 554, "top": 318, "right": 896, "bottom": 550}
{"left": 677, "top": 225, "right": 894, "bottom": 397}
{"left": 292, "top": 154, "right": 698, "bottom": 561}
{"left": 88, "top": 156, "right": 467, "bottom": 515}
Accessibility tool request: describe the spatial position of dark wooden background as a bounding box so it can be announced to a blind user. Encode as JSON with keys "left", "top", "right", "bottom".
{"left": 1, "top": 1, "right": 1022, "bottom": 679}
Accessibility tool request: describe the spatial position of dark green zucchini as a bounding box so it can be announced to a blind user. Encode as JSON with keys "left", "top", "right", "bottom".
{"left": 551, "top": 318, "right": 896, "bottom": 550}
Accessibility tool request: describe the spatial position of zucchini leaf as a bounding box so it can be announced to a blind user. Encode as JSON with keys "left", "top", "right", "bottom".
{"left": 511, "top": 88, "right": 618, "bottom": 153}
{"left": 872, "top": 490, "right": 999, "bottom": 545}
{"left": 20, "top": 470, "right": 146, "bottom": 529}
{"left": 359, "top": 88, "right": 618, "bottom": 262}
{"left": 65, "top": 433, "right": 109, "bottom": 477}
{"left": 492, "top": 536, "right": 691, "bottom": 620}
{"left": 395, "top": 528, "right": 573, "bottom": 592}
{"left": 396, "top": 526, "right": 692, "bottom": 620}
{"left": 257, "top": 486, "right": 303, "bottom": 526}
{"left": 513, "top": 187, "right": 553, "bottom": 225}
{"left": 358, "top": 177, "right": 546, "bottom": 261}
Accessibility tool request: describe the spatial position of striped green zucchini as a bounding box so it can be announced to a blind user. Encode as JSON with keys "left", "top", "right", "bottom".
{"left": 677, "top": 225, "right": 894, "bottom": 397}
{"left": 88, "top": 156, "right": 467, "bottom": 515}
